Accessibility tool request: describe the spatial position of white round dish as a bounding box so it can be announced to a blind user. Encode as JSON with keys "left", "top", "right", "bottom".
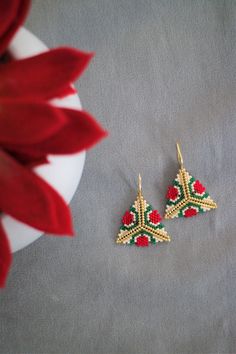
{"left": 1, "top": 27, "right": 85, "bottom": 253}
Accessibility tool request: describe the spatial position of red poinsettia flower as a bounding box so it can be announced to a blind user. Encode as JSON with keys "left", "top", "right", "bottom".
{"left": 183, "top": 207, "right": 198, "bottom": 218}
{"left": 149, "top": 210, "right": 161, "bottom": 224}
{"left": 166, "top": 186, "right": 179, "bottom": 201}
{"left": 136, "top": 235, "right": 149, "bottom": 247}
{"left": 122, "top": 211, "right": 134, "bottom": 226}
{"left": 193, "top": 180, "right": 206, "bottom": 195}
{"left": 0, "top": 0, "right": 107, "bottom": 287}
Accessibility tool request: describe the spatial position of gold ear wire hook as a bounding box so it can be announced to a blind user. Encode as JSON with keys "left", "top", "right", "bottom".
{"left": 176, "top": 142, "right": 184, "bottom": 169}
{"left": 138, "top": 173, "right": 142, "bottom": 195}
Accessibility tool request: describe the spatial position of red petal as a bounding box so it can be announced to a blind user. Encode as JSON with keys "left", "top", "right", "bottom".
{"left": 0, "top": 99, "right": 67, "bottom": 145}
{"left": 22, "top": 156, "right": 49, "bottom": 168}
{"left": 9, "top": 109, "right": 108, "bottom": 156}
{"left": 0, "top": 0, "right": 30, "bottom": 55}
{"left": 0, "top": 1, "right": 19, "bottom": 38}
{"left": 5, "top": 148, "right": 49, "bottom": 167}
{"left": 0, "top": 48, "right": 93, "bottom": 99}
{"left": 184, "top": 207, "right": 198, "bottom": 218}
{"left": 25, "top": 156, "right": 49, "bottom": 168}
{"left": 149, "top": 210, "right": 161, "bottom": 224}
{"left": 166, "top": 186, "right": 179, "bottom": 200}
{"left": 0, "top": 222, "right": 12, "bottom": 288}
{"left": 59, "top": 85, "right": 77, "bottom": 97}
{"left": 122, "top": 211, "right": 134, "bottom": 225}
{"left": 0, "top": 149, "right": 73, "bottom": 235}
{"left": 136, "top": 235, "right": 149, "bottom": 247}
{"left": 194, "top": 180, "right": 206, "bottom": 194}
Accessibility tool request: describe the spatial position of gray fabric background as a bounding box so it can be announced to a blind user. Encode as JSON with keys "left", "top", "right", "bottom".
{"left": 0, "top": 1, "right": 236, "bottom": 353}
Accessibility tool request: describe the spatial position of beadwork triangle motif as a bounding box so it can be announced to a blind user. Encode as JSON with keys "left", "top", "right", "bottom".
{"left": 164, "top": 168, "right": 217, "bottom": 219}
{"left": 116, "top": 192, "right": 171, "bottom": 246}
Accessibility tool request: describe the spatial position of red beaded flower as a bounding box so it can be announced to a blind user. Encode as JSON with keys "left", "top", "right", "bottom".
{"left": 193, "top": 180, "right": 206, "bottom": 195}
{"left": 166, "top": 186, "right": 179, "bottom": 201}
{"left": 136, "top": 235, "right": 149, "bottom": 247}
{"left": 122, "top": 211, "right": 134, "bottom": 226}
{"left": 149, "top": 210, "right": 162, "bottom": 224}
{"left": 0, "top": 0, "right": 107, "bottom": 287}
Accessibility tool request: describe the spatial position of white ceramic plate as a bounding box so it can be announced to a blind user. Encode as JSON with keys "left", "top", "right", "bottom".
{"left": 1, "top": 27, "right": 85, "bottom": 253}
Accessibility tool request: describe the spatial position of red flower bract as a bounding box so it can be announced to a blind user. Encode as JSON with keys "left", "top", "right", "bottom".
{"left": 149, "top": 210, "right": 161, "bottom": 224}
{"left": 0, "top": 0, "right": 30, "bottom": 56}
{"left": 0, "top": 0, "right": 107, "bottom": 287}
{"left": 166, "top": 186, "right": 179, "bottom": 200}
{"left": 193, "top": 180, "right": 206, "bottom": 195}
{"left": 136, "top": 235, "right": 149, "bottom": 247}
{"left": 122, "top": 211, "right": 134, "bottom": 226}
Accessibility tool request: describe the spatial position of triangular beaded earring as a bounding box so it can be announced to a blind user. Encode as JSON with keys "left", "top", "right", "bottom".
{"left": 116, "top": 174, "right": 171, "bottom": 246}
{"left": 164, "top": 143, "right": 217, "bottom": 219}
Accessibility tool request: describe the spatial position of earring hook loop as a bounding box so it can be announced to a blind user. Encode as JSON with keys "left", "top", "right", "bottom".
{"left": 176, "top": 142, "right": 184, "bottom": 169}
{"left": 138, "top": 173, "right": 142, "bottom": 195}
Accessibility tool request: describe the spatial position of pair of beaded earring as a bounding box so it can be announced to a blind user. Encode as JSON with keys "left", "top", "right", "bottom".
{"left": 116, "top": 143, "right": 217, "bottom": 247}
